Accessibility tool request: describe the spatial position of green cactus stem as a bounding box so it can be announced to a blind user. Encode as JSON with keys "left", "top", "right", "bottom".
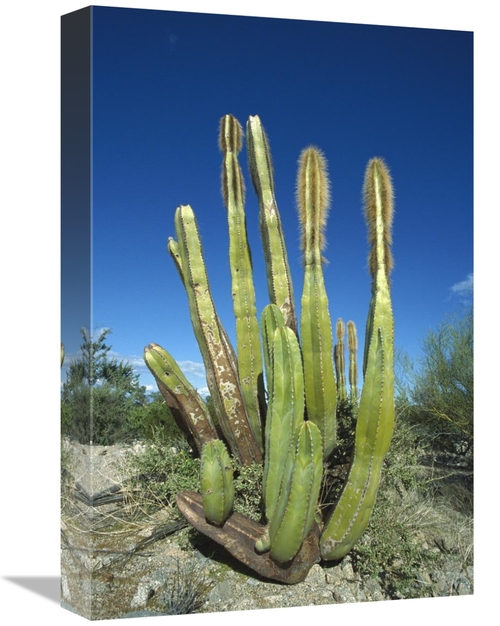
{"left": 347, "top": 320, "right": 359, "bottom": 404}
{"left": 320, "top": 158, "right": 395, "bottom": 561}
{"left": 219, "top": 114, "right": 265, "bottom": 453}
{"left": 246, "top": 115, "right": 297, "bottom": 334}
{"left": 297, "top": 146, "right": 337, "bottom": 459}
{"left": 334, "top": 318, "right": 348, "bottom": 403}
{"left": 144, "top": 342, "right": 218, "bottom": 454}
{"left": 168, "top": 236, "right": 240, "bottom": 377}
{"left": 201, "top": 439, "right": 235, "bottom": 526}
{"left": 269, "top": 421, "right": 323, "bottom": 563}
{"left": 260, "top": 304, "right": 285, "bottom": 405}
{"left": 173, "top": 204, "right": 262, "bottom": 466}
{"left": 261, "top": 325, "right": 305, "bottom": 529}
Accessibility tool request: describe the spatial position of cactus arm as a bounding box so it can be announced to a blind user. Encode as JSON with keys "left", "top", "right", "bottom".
{"left": 246, "top": 115, "right": 297, "bottom": 333}
{"left": 201, "top": 440, "right": 235, "bottom": 526}
{"left": 362, "top": 158, "right": 394, "bottom": 374}
{"left": 269, "top": 421, "right": 323, "bottom": 563}
{"left": 320, "top": 328, "right": 389, "bottom": 559}
{"left": 347, "top": 320, "right": 359, "bottom": 404}
{"left": 168, "top": 235, "right": 240, "bottom": 377}
{"left": 219, "top": 114, "right": 265, "bottom": 453}
{"left": 297, "top": 147, "right": 337, "bottom": 458}
{"left": 320, "top": 158, "right": 395, "bottom": 561}
{"left": 261, "top": 326, "right": 305, "bottom": 526}
{"left": 334, "top": 318, "right": 348, "bottom": 402}
{"left": 174, "top": 204, "right": 262, "bottom": 466}
{"left": 144, "top": 343, "right": 218, "bottom": 453}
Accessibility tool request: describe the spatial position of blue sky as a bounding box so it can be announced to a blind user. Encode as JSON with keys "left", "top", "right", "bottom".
{"left": 61, "top": 6, "right": 473, "bottom": 396}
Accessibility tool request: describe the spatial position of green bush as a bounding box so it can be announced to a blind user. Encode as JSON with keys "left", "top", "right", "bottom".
{"left": 61, "top": 328, "right": 147, "bottom": 445}
{"left": 127, "top": 436, "right": 201, "bottom": 509}
{"left": 397, "top": 305, "right": 473, "bottom": 461}
{"left": 126, "top": 392, "right": 185, "bottom": 443}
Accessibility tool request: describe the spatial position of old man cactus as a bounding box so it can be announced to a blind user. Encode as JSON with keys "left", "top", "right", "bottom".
{"left": 144, "top": 114, "right": 395, "bottom": 583}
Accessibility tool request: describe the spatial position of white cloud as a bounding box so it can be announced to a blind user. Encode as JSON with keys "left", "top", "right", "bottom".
{"left": 450, "top": 272, "right": 473, "bottom": 296}
{"left": 178, "top": 360, "right": 206, "bottom": 378}
{"left": 196, "top": 386, "right": 210, "bottom": 398}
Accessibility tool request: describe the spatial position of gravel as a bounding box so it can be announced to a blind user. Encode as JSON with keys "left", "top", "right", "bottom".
{"left": 60, "top": 442, "right": 473, "bottom": 620}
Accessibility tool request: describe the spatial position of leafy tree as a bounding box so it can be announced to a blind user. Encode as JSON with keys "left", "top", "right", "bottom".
{"left": 126, "top": 391, "right": 186, "bottom": 443}
{"left": 398, "top": 305, "right": 473, "bottom": 458}
{"left": 61, "top": 328, "right": 147, "bottom": 445}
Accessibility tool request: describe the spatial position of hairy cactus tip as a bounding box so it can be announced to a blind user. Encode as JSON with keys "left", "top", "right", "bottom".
{"left": 363, "top": 157, "right": 394, "bottom": 279}
{"left": 219, "top": 114, "right": 243, "bottom": 154}
{"left": 297, "top": 146, "right": 330, "bottom": 266}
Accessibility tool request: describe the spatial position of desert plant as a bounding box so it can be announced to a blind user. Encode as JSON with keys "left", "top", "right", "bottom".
{"left": 155, "top": 558, "right": 213, "bottom": 615}
{"left": 144, "top": 114, "right": 395, "bottom": 583}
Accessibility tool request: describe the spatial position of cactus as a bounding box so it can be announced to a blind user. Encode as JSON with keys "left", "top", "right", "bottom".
{"left": 247, "top": 115, "right": 297, "bottom": 334}
{"left": 145, "top": 115, "right": 395, "bottom": 583}
{"left": 144, "top": 342, "right": 218, "bottom": 452}
{"left": 262, "top": 324, "right": 305, "bottom": 520}
{"left": 347, "top": 320, "right": 359, "bottom": 404}
{"left": 169, "top": 204, "right": 262, "bottom": 466}
{"left": 297, "top": 147, "right": 337, "bottom": 459}
{"left": 268, "top": 420, "right": 323, "bottom": 563}
{"left": 219, "top": 115, "right": 266, "bottom": 453}
{"left": 200, "top": 439, "right": 235, "bottom": 526}
{"left": 334, "top": 318, "right": 348, "bottom": 403}
{"left": 319, "top": 158, "right": 395, "bottom": 561}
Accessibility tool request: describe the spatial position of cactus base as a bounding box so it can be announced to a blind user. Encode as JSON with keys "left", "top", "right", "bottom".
{"left": 176, "top": 491, "right": 321, "bottom": 584}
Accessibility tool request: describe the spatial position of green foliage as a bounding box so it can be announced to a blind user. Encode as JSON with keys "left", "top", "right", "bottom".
{"left": 232, "top": 463, "right": 264, "bottom": 521}
{"left": 127, "top": 392, "right": 185, "bottom": 443}
{"left": 398, "top": 305, "right": 473, "bottom": 458}
{"left": 61, "top": 328, "right": 147, "bottom": 445}
{"left": 128, "top": 437, "right": 201, "bottom": 508}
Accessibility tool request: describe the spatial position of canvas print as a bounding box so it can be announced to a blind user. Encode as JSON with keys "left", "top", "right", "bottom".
{"left": 60, "top": 5, "right": 473, "bottom": 620}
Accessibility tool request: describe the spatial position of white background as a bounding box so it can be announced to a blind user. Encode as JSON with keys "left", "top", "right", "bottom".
{"left": 0, "top": 1, "right": 495, "bottom": 624}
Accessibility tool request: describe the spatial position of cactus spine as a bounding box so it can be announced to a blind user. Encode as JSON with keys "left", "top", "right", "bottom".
{"left": 219, "top": 115, "right": 265, "bottom": 453}
{"left": 201, "top": 439, "right": 235, "bottom": 526}
{"left": 320, "top": 158, "right": 395, "bottom": 561}
{"left": 297, "top": 147, "right": 337, "bottom": 459}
